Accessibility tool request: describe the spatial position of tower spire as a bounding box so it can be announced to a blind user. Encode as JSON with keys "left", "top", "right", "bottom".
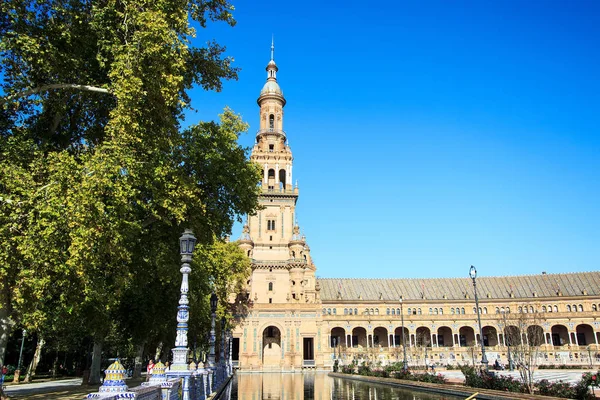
{"left": 270, "top": 36, "right": 275, "bottom": 61}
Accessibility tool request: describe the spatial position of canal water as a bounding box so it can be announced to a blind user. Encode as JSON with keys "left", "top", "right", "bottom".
{"left": 217, "top": 373, "right": 462, "bottom": 400}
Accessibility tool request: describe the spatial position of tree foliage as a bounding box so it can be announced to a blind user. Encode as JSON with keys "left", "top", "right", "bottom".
{"left": 0, "top": 0, "right": 260, "bottom": 373}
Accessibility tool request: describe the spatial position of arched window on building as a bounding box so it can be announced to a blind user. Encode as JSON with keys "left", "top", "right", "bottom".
{"left": 461, "top": 308, "right": 465, "bottom": 314}
{"left": 349, "top": 308, "right": 353, "bottom": 315}
{"left": 269, "top": 114, "right": 274, "bottom": 129}
{"left": 322, "top": 308, "right": 326, "bottom": 314}
{"left": 418, "top": 308, "right": 422, "bottom": 315}
{"left": 530, "top": 306, "right": 534, "bottom": 313}
{"left": 327, "top": 308, "right": 331, "bottom": 315}
{"left": 333, "top": 308, "right": 336, "bottom": 315}
{"left": 386, "top": 308, "right": 390, "bottom": 315}
{"left": 542, "top": 306, "right": 547, "bottom": 312}
{"left": 439, "top": 308, "right": 443, "bottom": 315}
{"left": 375, "top": 308, "right": 379, "bottom": 315}
{"left": 547, "top": 305, "right": 552, "bottom": 313}
{"left": 451, "top": 308, "right": 455, "bottom": 315}
{"left": 355, "top": 308, "right": 358, "bottom": 315}
{"left": 392, "top": 308, "right": 396, "bottom": 315}
{"left": 506, "top": 307, "right": 510, "bottom": 313}
{"left": 572, "top": 304, "right": 577, "bottom": 312}
{"left": 370, "top": 308, "right": 375, "bottom": 315}
{"left": 553, "top": 305, "right": 558, "bottom": 312}
{"left": 593, "top": 304, "right": 598, "bottom": 312}
{"left": 518, "top": 306, "right": 523, "bottom": 313}
{"left": 397, "top": 308, "right": 401, "bottom": 315}
{"left": 495, "top": 307, "right": 500, "bottom": 314}
{"left": 483, "top": 307, "right": 487, "bottom": 314}
{"left": 344, "top": 308, "right": 348, "bottom": 315}
{"left": 500, "top": 307, "right": 505, "bottom": 313}
{"left": 434, "top": 308, "right": 439, "bottom": 315}
{"left": 268, "top": 282, "right": 273, "bottom": 291}
{"left": 567, "top": 305, "right": 572, "bottom": 312}
{"left": 473, "top": 307, "right": 477, "bottom": 314}
{"left": 364, "top": 309, "right": 369, "bottom": 315}
{"left": 578, "top": 304, "right": 583, "bottom": 312}
{"left": 523, "top": 306, "right": 528, "bottom": 313}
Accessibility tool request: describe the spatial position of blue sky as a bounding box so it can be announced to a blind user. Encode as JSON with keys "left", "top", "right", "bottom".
{"left": 186, "top": 0, "right": 600, "bottom": 279}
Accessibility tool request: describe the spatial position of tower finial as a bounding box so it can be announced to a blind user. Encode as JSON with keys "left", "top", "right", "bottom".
{"left": 270, "top": 35, "right": 274, "bottom": 61}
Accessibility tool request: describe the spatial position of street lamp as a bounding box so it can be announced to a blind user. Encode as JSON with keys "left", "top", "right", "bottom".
{"left": 220, "top": 317, "right": 226, "bottom": 380}
{"left": 469, "top": 265, "right": 488, "bottom": 370}
{"left": 208, "top": 292, "right": 218, "bottom": 370}
{"left": 14, "top": 329, "right": 27, "bottom": 383}
{"left": 399, "top": 298, "right": 408, "bottom": 371}
{"left": 166, "top": 229, "right": 197, "bottom": 400}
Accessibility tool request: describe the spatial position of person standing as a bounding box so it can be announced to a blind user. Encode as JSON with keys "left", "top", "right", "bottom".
{"left": 146, "top": 359, "right": 154, "bottom": 381}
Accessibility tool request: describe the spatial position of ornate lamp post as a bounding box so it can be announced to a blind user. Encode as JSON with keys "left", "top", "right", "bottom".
{"left": 469, "top": 265, "right": 488, "bottom": 370}
{"left": 207, "top": 291, "right": 218, "bottom": 389}
{"left": 14, "top": 329, "right": 27, "bottom": 383}
{"left": 399, "top": 298, "right": 408, "bottom": 371}
{"left": 220, "top": 317, "right": 226, "bottom": 381}
{"left": 166, "top": 229, "right": 197, "bottom": 400}
{"left": 226, "top": 328, "right": 233, "bottom": 376}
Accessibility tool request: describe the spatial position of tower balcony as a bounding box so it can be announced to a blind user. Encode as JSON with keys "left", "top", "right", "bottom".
{"left": 261, "top": 186, "right": 298, "bottom": 195}
{"left": 257, "top": 128, "right": 286, "bottom": 137}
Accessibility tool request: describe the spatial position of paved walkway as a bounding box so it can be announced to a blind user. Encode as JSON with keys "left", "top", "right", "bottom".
{"left": 439, "top": 369, "right": 591, "bottom": 385}
{"left": 3, "top": 377, "right": 144, "bottom": 399}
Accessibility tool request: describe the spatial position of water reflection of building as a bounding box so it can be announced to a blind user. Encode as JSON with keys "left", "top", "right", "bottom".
{"left": 231, "top": 44, "right": 600, "bottom": 372}
{"left": 235, "top": 373, "right": 329, "bottom": 400}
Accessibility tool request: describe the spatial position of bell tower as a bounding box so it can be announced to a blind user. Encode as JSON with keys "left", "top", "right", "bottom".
{"left": 241, "top": 42, "right": 318, "bottom": 305}
{"left": 233, "top": 42, "right": 323, "bottom": 372}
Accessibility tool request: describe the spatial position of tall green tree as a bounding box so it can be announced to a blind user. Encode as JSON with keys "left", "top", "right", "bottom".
{"left": 0, "top": 0, "right": 261, "bottom": 381}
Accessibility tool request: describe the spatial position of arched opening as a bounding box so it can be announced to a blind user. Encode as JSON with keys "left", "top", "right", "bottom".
{"left": 269, "top": 114, "right": 274, "bottom": 129}
{"left": 262, "top": 325, "right": 282, "bottom": 366}
{"left": 268, "top": 282, "right": 273, "bottom": 291}
{"left": 267, "top": 169, "right": 275, "bottom": 189}
{"left": 393, "top": 327, "right": 409, "bottom": 348}
{"left": 351, "top": 327, "right": 367, "bottom": 348}
{"left": 551, "top": 324, "right": 569, "bottom": 346}
{"left": 482, "top": 326, "right": 498, "bottom": 347}
{"left": 279, "top": 169, "right": 286, "bottom": 188}
{"left": 330, "top": 327, "right": 346, "bottom": 352}
{"left": 504, "top": 325, "right": 521, "bottom": 346}
{"left": 437, "top": 326, "right": 453, "bottom": 347}
{"left": 576, "top": 324, "right": 595, "bottom": 346}
{"left": 373, "top": 326, "right": 388, "bottom": 348}
{"left": 527, "top": 325, "right": 545, "bottom": 346}
{"left": 459, "top": 326, "right": 476, "bottom": 347}
{"left": 415, "top": 327, "right": 432, "bottom": 347}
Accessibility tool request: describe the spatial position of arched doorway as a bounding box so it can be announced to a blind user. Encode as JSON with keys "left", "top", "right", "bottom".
{"left": 373, "top": 327, "right": 389, "bottom": 348}
{"left": 394, "top": 327, "right": 409, "bottom": 347}
{"left": 352, "top": 327, "right": 368, "bottom": 348}
{"left": 482, "top": 326, "right": 498, "bottom": 347}
{"left": 459, "top": 326, "right": 475, "bottom": 347}
{"left": 527, "top": 325, "right": 545, "bottom": 346}
{"left": 505, "top": 325, "right": 521, "bottom": 346}
{"left": 437, "top": 326, "right": 453, "bottom": 347}
{"left": 262, "top": 325, "right": 282, "bottom": 367}
{"left": 576, "top": 324, "right": 596, "bottom": 346}
{"left": 551, "top": 325, "right": 569, "bottom": 347}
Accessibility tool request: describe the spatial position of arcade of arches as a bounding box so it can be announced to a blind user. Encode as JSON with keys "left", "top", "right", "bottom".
{"left": 231, "top": 46, "right": 600, "bottom": 371}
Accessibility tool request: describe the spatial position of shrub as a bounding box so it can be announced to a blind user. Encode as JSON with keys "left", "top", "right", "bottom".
{"left": 461, "top": 365, "right": 526, "bottom": 393}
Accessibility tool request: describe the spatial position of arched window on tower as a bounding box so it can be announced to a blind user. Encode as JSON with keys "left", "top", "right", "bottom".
{"left": 279, "top": 169, "right": 286, "bottom": 188}
{"left": 268, "top": 282, "right": 273, "bottom": 291}
{"left": 269, "top": 114, "right": 274, "bottom": 130}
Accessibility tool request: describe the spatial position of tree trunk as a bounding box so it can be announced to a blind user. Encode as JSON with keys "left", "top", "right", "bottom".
{"left": 154, "top": 342, "right": 163, "bottom": 361}
{"left": 133, "top": 343, "right": 144, "bottom": 378}
{"left": 0, "top": 283, "right": 13, "bottom": 367}
{"left": 23, "top": 336, "right": 45, "bottom": 383}
{"left": 88, "top": 339, "right": 103, "bottom": 384}
{"left": 52, "top": 351, "right": 59, "bottom": 379}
